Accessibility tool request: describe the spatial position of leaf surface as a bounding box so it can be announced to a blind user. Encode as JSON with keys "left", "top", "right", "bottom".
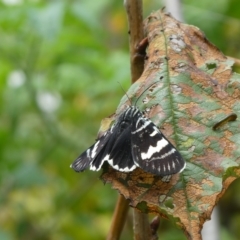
{"left": 101, "top": 10, "right": 240, "bottom": 239}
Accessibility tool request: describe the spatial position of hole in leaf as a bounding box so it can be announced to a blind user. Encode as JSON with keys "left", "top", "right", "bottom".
{"left": 142, "top": 97, "right": 149, "bottom": 104}
{"left": 164, "top": 198, "right": 174, "bottom": 209}
{"left": 232, "top": 65, "right": 240, "bottom": 74}
{"left": 206, "top": 63, "right": 217, "bottom": 70}
{"left": 136, "top": 201, "right": 148, "bottom": 213}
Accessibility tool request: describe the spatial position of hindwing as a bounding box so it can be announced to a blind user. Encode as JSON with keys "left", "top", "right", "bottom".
{"left": 131, "top": 113, "right": 185, "bottom": 176}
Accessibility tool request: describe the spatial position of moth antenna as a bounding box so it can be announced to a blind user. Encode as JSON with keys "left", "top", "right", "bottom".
{"left": 117, "top": 81, "right": 132, "bottom": 105}
{"left": 135, "top": 81, "right": 159, "bottom": 106}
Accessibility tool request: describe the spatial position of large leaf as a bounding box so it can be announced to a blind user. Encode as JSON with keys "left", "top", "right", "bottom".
{"left": 101, "top": 10, "right": 240, "bottom": 239}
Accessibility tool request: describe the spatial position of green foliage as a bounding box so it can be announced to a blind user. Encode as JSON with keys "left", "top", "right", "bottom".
{"left": 0, "top": 1, "right": 129, "bottom": 239}
{"left": 0, "top": 0, "right": 240, "bottom": 239}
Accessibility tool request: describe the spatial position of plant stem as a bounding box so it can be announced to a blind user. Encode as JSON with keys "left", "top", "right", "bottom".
{"left": 107, "top": 1, "right": 156, "bottom": 239}
{"left": 107, "top": 194, "right": 130, "bottom": 240}
{"left": 125, "top": 0, "right": 153, "bottom": 239}
{"left": 124, "top": 0, "right": 144, "bottom": 83}
{"left": 133, "top": 210, "right": 151, "bottom": 240}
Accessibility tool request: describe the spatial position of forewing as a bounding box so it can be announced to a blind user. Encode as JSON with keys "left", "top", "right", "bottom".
{"left": 107, "top": 124, "right": 136, "bottom": 172}
{"left": 71, "top": 109, "right": 137, "bottom": 173}
{"left": 131, "top": 117, "right": 185, "bottom": 176}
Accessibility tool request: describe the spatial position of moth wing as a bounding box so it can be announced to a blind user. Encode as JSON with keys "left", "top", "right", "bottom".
{"left": 71, "top": 116, "right": 136, "bottom": 173}
{"left": 107, "top": 123, "right": 136, "bottom": 172}
{"left": 71, "top": 129, "right": 112, "bottom": 172}
{"left": 131, "top": 117, "right": 185, "bottom": 176}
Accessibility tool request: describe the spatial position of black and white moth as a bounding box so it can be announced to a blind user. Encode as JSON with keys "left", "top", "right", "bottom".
{"left": 71, "top": 88, "right": 185, "bottom": 176}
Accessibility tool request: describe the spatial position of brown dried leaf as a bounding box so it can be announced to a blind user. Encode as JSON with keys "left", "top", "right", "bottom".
{"left": 101, "top": 10, "right": 240, "bottom": 240}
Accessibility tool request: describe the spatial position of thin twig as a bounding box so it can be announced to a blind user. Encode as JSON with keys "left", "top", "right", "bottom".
{"left": 124, "top": 0, "right": 152, "bottom": 239}
{"left": 133, "top": 210, "right": 152, "bottom": 240}
{"left": 124, "top": 0, "right": 145, "bottom": 83}
{"left": 107, "top": 194, "right": 130, "bottom": 240}
{"left": 150, "top": 216, "right": 160, "bottom": 240}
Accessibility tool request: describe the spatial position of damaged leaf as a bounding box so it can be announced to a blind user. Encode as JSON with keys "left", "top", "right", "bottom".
{"left": 101, "top": 10, "right": 240, "bottom": 240}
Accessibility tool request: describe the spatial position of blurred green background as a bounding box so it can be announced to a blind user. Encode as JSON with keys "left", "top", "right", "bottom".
{"left": 1, "top": 0, "right": 240, "bottom": 239}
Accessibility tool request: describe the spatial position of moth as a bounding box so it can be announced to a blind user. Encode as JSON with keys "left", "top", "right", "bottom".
{"left": 71, "top": 85, "right": 185, "bottom": 177}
